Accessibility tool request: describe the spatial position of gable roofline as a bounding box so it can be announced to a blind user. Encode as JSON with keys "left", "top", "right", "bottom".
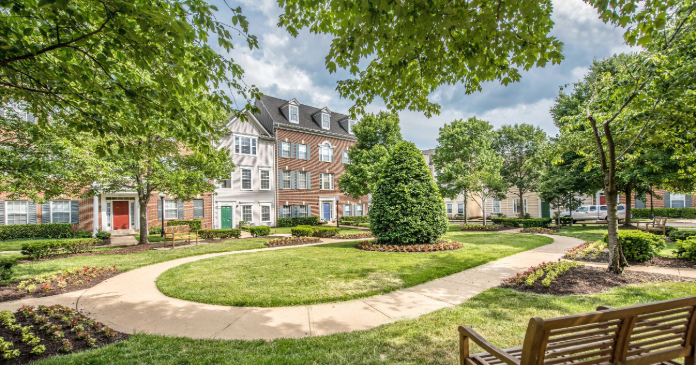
{"left": 258, "top": 95, "right": 355, "bottom": 138}
{"left": 226, "top": 110, "right": 274, "bottom": 140}
{"left": 275, "top": 122, "right": 357, "bottom": 142}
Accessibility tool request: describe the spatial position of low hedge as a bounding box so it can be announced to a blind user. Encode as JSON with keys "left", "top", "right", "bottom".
{"left": 277, "top": 216, "right": 321, "bottom": 227}
{"left": 491, "top": 218, "right": 521, "bottom": 227}
{"left": 602, "top": 230, "right": 666, "bottom": 262}
{"left": 20, "top": 238, "right": 99, "bottom": 259}
{"left": 198, "top": 229, "right": 242, "bottom": 239}
{"left": 166, "top": 220, "right": 202, "bottom": 232}
{"left": 670, "top": 230, "right": 696, "bottom": 241}
{"left": 521, "top": 218, "right": 552, "bottom": 228}
{"left": 291, "top": 226, "right": 314, "bottom": 237}
{"left": 339, "top": 216, "right": 369, "bottom": 225}
{"left": 248, "top": 226, "right": 271, "bottom": 237}
{"left": 291, "top": 225, "right": 341, "bottom": 238}
{"left": 676, "top": 236, "right": 696, "bottom": 261}
{"left": 0, "top": 257, "right": 16, "bottom": 281}
{"left": 632, "top": 207, "right": 696, "bottom": 219}
{"left": 0, "top": 223, "right": 73, "bottom": 241}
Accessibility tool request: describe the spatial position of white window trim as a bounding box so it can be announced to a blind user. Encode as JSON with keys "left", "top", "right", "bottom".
{"left": 5, "top": 201, "right": 28, "bottom": 225}
{"left": 51, "top": 200, "right": 71, "bottom": 224}
{"left": 321, "top": 113, "right": 330, "bottom": 129}
{"left": 348, "top": 119, "right": 356, "bottom": 134}
{"left": 289, "top": 105, "right": 299, "bottom": 123}
{"left": 282, "top": 171, "right": 292, "bottom": 189}
{"left": 297, "top": 144, "right": 308, "bottom": 159}
{"left": 493, "top": 200, "right": 501, "bottom": 214}
{"left": 355, "top": 204, "right": 364, "bottom": 216}
{"left": 523, "top": 198, "right": 528, "bottom": 214}
{"left": 218, "top": 173, "right": 232, "bottom": 190}
{"left": 281, "top": 205, "right": 291, "bottom": 218}
{"left": 298, "top": 171, "right": 308, "bottom": 190}
{"left": 457, "top": 203, "right": 464, "bottom": 215}
{"left": 259, "top": 168, "right": 271, "bottom": 191}
{"left": 240, "top": 168, "right": 253, "bottom": 191}
{"left": 164, "top": 200, "right": 178, "bottom": 220}
{"left": 234, "top": 135, "right": 258, "bottom": 156}
{"left": 343, "top": 204, "right": 351, "bottom": 217}
{"left": 280, "top": 142, "right": 291, "bottom": 158}
{"left": 320, "top": 173, "right": 334, "bottom": 190}
{"left": 241, "top": 204, "right": 253, "bottom": 223}
{"left": 260, "top": 204, "right": 272, "bottom": 223}
{"left": 672, "top": 193, "right": 686, "bottom": 207}
{"left": 319, "top": 141, "right": 334, "bottom": 162}
{"left": 446, "top": 203, "right": 453, "bottom": 214}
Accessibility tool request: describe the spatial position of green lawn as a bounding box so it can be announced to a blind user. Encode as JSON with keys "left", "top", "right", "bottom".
{"left": 0, "top": 238, "right": 59, "bottom": 252}
{"left": 13, "top": 238, "right": 271, "bottom": 281}
{"left": 36, "top": 283, "right": 696, "bottom": 365}
{"left": 268, "top": 227, "right": 364, "bottom": 235}
{"left": 554, "top": 226, "right": 680, "bottom": 257}
{"left": 156, "top": 232, "right": 553, "bottom": 307}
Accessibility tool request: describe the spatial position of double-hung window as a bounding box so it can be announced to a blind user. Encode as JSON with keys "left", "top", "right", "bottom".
{"left": 164, "top": 200, "right": 178, "bottom": 219}
{"left": 523, "top": 198, "right": 528, "bottom": 214}
{"left": 321, "top": 113, "right": 330, "bottom": 129}
{"left": 51, "top": 201, "right": 71, "bottom": 223}
{"left": 319, "top": 143, "right": 333, "bottom": 162}
{"left": 298, "top": 205, "right": 308, "bottom": 217}
{"left": 234, "top": 136, "right": 257, "bottom": 155}
{"left": 457, "top": 203, "right": 464, "bottom": 215}
{"left": 348, "top": 120, "right": 356, "bottom": 134}
{"left": 260, "top": 170, "right": 270, "bottom": 190}
{"left": 261, "top": 205, "right": 271, "bottom": 222}
{"left": 193, "top": 199, "right": 204, "bottom": 218}
{"left": 446, "top": 203, "right": 453, "bottom": 214}
{"left": 672, "top": 194, "right": 686, "bottom": 208}
{"left": 218, "top": 174, "right": 231, "bottom": 189}
{"left": 513, "top": 200, "right": 519, "bottom": 215}
{"left": 282, "top": 206, "right": 291, "bottom": 218}
{"left": 297, "top": 144, "right": 308, "bottom": 159}
{"left": 241, "top": 205, "right": 252, "bottom": 222}
{"left": 289, "top": 105, "right": 299, "bottom": 123}
{"left": 320, "top": 173, "right": 334, "bottom": 190}
{"left": 297, "top": 171, "right": 308, "bottom": 189}
{"left": 282, "top": 171, "right": 292, "bottom": 189}
{"left": 342, "top": 150, "right": 350, "bottom": 164}
{"left": 280, "top": 142, "right": 291, "bottom": 158}
{"left": 343, "top": 204, "right": 351, "bottom": 217}
{"left": 241, "top": 168, "right": 252, "bottom": 190}
{"left": 6, "top": 201, "right": 27, "bottom": 225}
{"left": 355, "top": 205, "right": 363, "bottom": 216}
{"left": 493, "top": 200, "right": 501, "bottom": 214}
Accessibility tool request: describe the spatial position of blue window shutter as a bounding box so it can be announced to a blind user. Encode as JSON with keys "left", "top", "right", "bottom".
{"left": 0, "top": 201, "right": 4, "bottom": 225}
{"left": 307, "top": 205, "right": 311, "bottom": 216}
{"left": 71, "top": 200, "right": 79, "bottom": 224}
{"left": 362, "top": 204, "right": 366, "bottom": 216}
{"left": 306, "top": 172, "right": 311, "bottom": 189}
{"left": 177, "top": 200, "right": 184, "bottom": 219}
{"left": 665, "top": 192, "right": 671, "bottom": 208}
{"left": 291, "top": 206, "right": 295, "bottom": 218}
{"left": 352, "top": 204, "right": 356, "bottom": 216}
{"left": 686, "top": 195, "right": 692, "bottom": 208}
{"left": 291, "top": 143, "right": 296, "bottom": 159}
{"left": 306, "top": 146, "right": 311, "bottom": 160}
{"left": 157, "top": 200, "right": 163, "bottom": 220}
{"left": 278, "top": 171, "right": 284, "bottom": 190}
{"left": 42, "top": 202, "right": 50, "bottom": 223}
{"left": 278, "top": 143, "right": 283, "bottom": 158}
{"left": 290, "top": 171, "right": 295, "bottom": 189}
{"left": 28, "top": 202, "right": 37, "bottom": 224}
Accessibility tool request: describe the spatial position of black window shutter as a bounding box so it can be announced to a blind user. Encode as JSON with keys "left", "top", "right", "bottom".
{"left": 42, "top": 202, "right": 50, "bottom": 223}
{"left": 28, "top": 202, "right": 37, "bottom": 224}
{"left": 0, "top": 201, "right": 4, "bottom": 225}
{"left": 177, "top": 200, "right": 184, "bottom": 219}
{"left": 70, "top": 200, "right": 79, "bottom": 224}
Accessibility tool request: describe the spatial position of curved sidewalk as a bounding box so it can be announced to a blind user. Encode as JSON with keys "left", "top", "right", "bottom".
{"left": 1, "top": 234, "right": 582, "bottom": 340}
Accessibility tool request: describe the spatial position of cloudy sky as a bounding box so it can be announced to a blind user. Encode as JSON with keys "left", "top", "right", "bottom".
{"left": 211, "top": 0, "right": 634, "bottom": 149}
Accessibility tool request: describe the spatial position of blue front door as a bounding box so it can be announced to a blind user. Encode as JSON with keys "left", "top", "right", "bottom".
{"left": 323, "top": 202, "right": 331, "bottom": 221}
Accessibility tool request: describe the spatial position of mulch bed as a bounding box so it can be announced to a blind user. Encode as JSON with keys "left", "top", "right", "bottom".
{"left": 506, "top": 265, "right": 696, "bottom": 296}
{"left": 265, "top": 237, "right": 321, "bottom": 248}
{"left": 569, "top": 249, "right": 696, "bottom": 268}
{"left": 0, "top": 305, "right": 127, "bottom": 364}
{"left": 0, "top": 271, "right": 122, "bottom": 303}
{"left": 356, "top": 239, "right": 463, "bottom": 253}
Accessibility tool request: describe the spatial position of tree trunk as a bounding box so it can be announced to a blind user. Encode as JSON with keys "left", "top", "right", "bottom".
{"left": 482, "top": 198, "right": 487, "bottom": 226}
{"left": 605, "top": 188, "right": 627, "bottom": 273}
{"left": 138, "top": 195, "right": 150, "bottom": 245}
{"left": 623, "top": 184, "right": 633, "bottom": 227}
{"left": 464, "top": 190, "right": 468, "bottom": 225}
{"left": 519, "top": 192, "right": 525, "bottom": 219}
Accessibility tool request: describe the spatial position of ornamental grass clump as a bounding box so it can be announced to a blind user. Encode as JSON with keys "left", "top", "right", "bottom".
{"left": 370, "top": 142, "right": 448, "bottom": 245}
{"left": 502, "top": 261, "right": 584, "bottom": 288}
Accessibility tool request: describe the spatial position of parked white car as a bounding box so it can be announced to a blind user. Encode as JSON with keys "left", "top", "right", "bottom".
{"left": 560, "top": 205, "right": 627, "bottom": 222}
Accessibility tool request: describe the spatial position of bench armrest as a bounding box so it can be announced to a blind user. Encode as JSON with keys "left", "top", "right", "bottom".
{"left": 459, "top": 326, "right": 520, "bottom": 365}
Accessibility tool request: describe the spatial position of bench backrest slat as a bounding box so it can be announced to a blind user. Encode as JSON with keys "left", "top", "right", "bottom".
{"left": 519, "top": 295, "right": 696, "bottom": 365}
{"left": 164, "top": 225, "right": 189, "bottom": 234}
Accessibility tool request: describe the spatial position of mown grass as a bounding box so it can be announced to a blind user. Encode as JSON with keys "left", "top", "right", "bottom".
{"left": 36, "top": 283, "right": 696, "bottom": 365}
{"left": 13, "top": 238, "right": 271, "bottom": 281}
{"left": 554, "top": 226, "right": 682, "bottom": 257}
{"left": 156, "top": 232, "right": 553, "bottom": 307}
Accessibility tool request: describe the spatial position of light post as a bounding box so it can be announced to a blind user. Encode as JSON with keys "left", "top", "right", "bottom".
{"left": 159, "top": 192, "right": 166, "bottom": 237}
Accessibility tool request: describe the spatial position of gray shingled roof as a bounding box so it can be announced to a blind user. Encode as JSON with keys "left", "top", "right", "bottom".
{"left": 256, "top": 95, "right": 355, "bottom": 138}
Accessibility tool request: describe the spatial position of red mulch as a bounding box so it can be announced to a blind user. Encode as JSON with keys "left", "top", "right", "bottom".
{"left": 506, "top": 266, "right": 696, "bottom": 296}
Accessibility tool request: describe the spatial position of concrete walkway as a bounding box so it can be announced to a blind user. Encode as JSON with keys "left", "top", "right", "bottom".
{"left": 0, "top": 234, "right": 584, "bottom": 340}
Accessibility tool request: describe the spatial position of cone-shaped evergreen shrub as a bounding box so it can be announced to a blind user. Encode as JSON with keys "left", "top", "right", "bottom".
{"left": 370, "top": 141, "right": 448, "bottom": 244}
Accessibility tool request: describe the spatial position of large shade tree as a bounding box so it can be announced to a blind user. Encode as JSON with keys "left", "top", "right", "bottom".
{"left": 553, "top": 1, "right": 696, "bottom": 273}
{"left": 370, "top": 141, "right": 448, "bottom": 245}
{"left": 338, "top": 112, "right": 402, "bottom": 199}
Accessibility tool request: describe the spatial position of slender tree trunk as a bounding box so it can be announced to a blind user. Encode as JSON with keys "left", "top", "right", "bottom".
{"left": 482, "top": 197, "right": 487, "bottom": 226}
{"left": 138, "top": 194, "right": 150, "bottom": 245}
{"left": 464, "top": 189, "right": 468, "bottom": 225}
{"left": 519, "top": 192, "right": 525, "bottom": 219}
{"left": 623, "top": 184, "right": 633, "bottom": 227}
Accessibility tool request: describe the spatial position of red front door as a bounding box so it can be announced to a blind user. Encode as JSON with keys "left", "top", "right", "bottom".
{"left": 113, "top": 201, "right": 129, "bottom": 230}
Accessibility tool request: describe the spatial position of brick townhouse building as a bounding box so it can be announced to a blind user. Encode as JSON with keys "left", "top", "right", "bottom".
{"left": 251, "top": 95, "right": 368, "bottom": 222}
{"left": 594, "top": 190, "right": 694, "bottom": 209}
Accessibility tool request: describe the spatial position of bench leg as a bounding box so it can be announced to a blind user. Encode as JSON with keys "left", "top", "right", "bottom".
{"left": 460, "top": 333, "right": 469, "bottom": 365}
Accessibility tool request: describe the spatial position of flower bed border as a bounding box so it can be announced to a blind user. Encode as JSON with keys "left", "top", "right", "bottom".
{"left": 265, "top": 237, "right": 321, "bottom": 248}
{"left": 520, "top": 227, "right": 557, "bottom": 235}
{"left": 460, "top": 225, "right": 500, "bottom": 232}
{"left": 336, "top": 233, "right": 373, "bottom": 239}
{"left": 356, "top": 239, "right": 463, "bottom": 253}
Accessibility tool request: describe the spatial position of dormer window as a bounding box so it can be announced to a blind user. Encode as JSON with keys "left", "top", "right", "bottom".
{"left": 289, "top": 105, "right": 299, "bottom": 123}
{"left": 321, "top": 113, "right": 330, "bottom": 129}
{"left": 348, "top": 119, "right": 357, "bottom": 134}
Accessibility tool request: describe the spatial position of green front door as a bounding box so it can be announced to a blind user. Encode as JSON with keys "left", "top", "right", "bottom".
{"left": 221, "top": 206, "right": 232, "bottom": 229}
{"left": 541, "top": 201, "right": 551, "bottom": 218}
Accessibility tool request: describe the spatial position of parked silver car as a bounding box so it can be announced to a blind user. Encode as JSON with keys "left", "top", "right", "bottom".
{"left": 560, "top": 204, "right": 626, "bottom": 222}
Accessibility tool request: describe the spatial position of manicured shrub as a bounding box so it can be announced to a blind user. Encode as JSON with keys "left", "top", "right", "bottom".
{"left": 149, "top": 226, "right": 163, "bottom": 235}
{"left": 521, "top": 218, "right": 552, "bottom": 228}
{"left": 248, "top": 226, "right": 271, "bottom": 237}
{"left": 291, "top": 226, "right": 314, "bottom": 237}
{"left": 675, "top": 237, "right": 696, "bottom": 261}
{"left": 0, "top": 257, "right": 16, "bottom": 282}
{"left": 559, "top": 217, "right": 573, "bottom": 225}
{"left": 311, "top": 227, "right": 340, "bottom": 238}
{"left": 95, "top": 231, "right": 111, "bottom": 240}
{"left": 682, "top": 208, "right": 696, "bottom": 219}
{"left": 0, "top": 223, "right": 73, "bottom": 241}
{"left": 197, "top": 229, "right": 241, "bottom": 239}
{"left": 20, "top": 238, "right": 99, "bottom": 259}
{"left": 631, "top": 208, "right": 652, "bottom": 219}
{"left": 237, "top": 221, "right": 250, "bottom": 231}
{"left": 339, "top": 216, "right": 369, "bottom": 225}
{"left": 602, "top": 230, "right": 666, "bottom": 262}
{"left": 72, "top": 229, "right": 93, "bottom": 238}
{"left": 491, "top": 218, "right": 521, "bottom": 227}
{"left": 370, "top": 141, "right": 448, "bottom": 244}
{"left": 277, "top": 217, "right": 321, "bottom": 227}
{"left": 670, "top": 230, "right": 696, "bottom": 241}
{"left": 166, "top": 220, "right": 202, "bottom": 232}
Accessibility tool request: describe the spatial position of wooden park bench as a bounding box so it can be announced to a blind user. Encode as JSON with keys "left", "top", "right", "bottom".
{"left": 163, "top": 225, "right": 198, "bottom": 249}
{"left": 459, "top": 295, "right": 696, "bottom": 365}
{"left": 637, "top": 217, "right": 669, "bottom": 236}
